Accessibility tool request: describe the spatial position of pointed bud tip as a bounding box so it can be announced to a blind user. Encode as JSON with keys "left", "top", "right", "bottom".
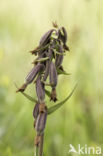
{"left": 52, "top": 21, "right": 58, "bottom": 28}
{"left": 16, "top": 83, "right": 27, "bottom": 93}
{"left": 50, "top": 88, "right": 57, "bottom": 102}
{"left": 63, "top": 44, "right": 70, "bottom": 51}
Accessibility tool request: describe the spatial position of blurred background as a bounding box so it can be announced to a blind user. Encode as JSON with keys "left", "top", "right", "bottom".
{"left": 0, "top": 0, "right": 103, "bottom": 155}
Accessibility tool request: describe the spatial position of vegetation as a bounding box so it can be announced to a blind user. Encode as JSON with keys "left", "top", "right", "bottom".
{"left": 0, "top": 0, "right": 103, "bottom": 156}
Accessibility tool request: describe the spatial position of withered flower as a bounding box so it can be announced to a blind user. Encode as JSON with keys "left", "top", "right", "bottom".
{"left": 52, "top": 21, "right": 58, "bottom": 28}
{"left": 35, "top": 135, "right": 41, "bottom": 146}
{"left": 30, "top": 46, "right": 40, "bottom": 55}
{"left": 16, "top": 83, "right": 27, "bottom": 93}
{"left": 50, "top": 88, "right": 57, "bottom": 102}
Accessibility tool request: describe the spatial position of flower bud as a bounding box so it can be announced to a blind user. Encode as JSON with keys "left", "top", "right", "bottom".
{"left": 43, "top": 49, "right": 53, "bottom": 81}
{"left": 33, "top": 102, "right": 39, "bottom": 119}
{"left": 36, "top": 75, "right": 45, "bottom": 103}
{"left": 61, "top": 27, "right": 67, "bottom": 44}
{"left": 55, "top": 44, "right": 64, "bottom": 67}
{"left": 49, "top": 62, "right": 57, "bottom": 88}
{"left": 16, "top": 64, "right": 44, "bottom": 92}
{"left": 58, "top": 27, "right": 69, "bottom": 51}
{"left": 35, "top": 112, "right": 47, "bottom": 135}
{"left": 39, "top": 29, "right": 54, "bottom": 46}
{"left": 25, "top": 64, "right": 44, "bottom": 84}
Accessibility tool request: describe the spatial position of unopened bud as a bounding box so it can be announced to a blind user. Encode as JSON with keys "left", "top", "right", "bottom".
{"left": 36, "top": 75, "right": 45, "bottom": 103}
{"left": 39, "top": 29, "right": 54, "bottom": 46}
{"left": 61, "top": 27, "right": 67, "bottom": 44}
{"left": 43, "top": 49, "right": 53, "bottom": 81}
{"left": 35, "top": 112, "right": 47, "bottom": 135}
{"left": 33, "top": 102, "right": 39, "bottom": 119}
{"left": 55, "top": 44, "right": 64, "bottom": 67}
{"left": 49, "top": 62, "right": 57, "bottom": 88}
{"left": 25, "top": 64, "right": 44, "bottom": 84}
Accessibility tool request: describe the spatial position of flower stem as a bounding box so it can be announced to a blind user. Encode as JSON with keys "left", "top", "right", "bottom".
{"left": 35, "top": 146, "right": 39, "bottom": 156}
{"left": 39, "top": 134, "right": 44, "bottom": 156}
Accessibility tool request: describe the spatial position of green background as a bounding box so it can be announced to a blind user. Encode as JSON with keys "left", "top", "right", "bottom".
{"left": 0, "top": 0, "right": 103, "bottom": 155}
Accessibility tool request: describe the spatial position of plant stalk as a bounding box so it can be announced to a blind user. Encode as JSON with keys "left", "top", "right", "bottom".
{"left": 35, "top": 146, "right": 39, "bottom": 156}
{"left": 38, "top": 134, "right": 44, "bottom": 156}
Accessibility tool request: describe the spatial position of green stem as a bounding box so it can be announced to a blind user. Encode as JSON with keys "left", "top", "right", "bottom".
{"left": 35, "top": 146, "right": 39, "bottom": 156}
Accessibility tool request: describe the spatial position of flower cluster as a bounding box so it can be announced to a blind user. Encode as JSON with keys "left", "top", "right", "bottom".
{"left": 17, "top": 24, "right": 69, "bottom": 147}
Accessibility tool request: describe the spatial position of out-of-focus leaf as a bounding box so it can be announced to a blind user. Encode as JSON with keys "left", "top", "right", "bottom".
{"left": 15, "top": 83, "right": 37, "bottom": 103}
{"left": 47, "top": 84, "right": 77, "bottom": 114}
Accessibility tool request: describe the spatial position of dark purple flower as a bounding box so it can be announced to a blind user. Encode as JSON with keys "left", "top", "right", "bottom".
{"left": 36, "top": 75, "right": 45, "bottom": 103}
{"left": 39, "top": 29, "right": 55, "bottom": 46}
{"left": 35, "top": 112, "right": 47, "bottom": 135}
{"left": 26, "top": 64, "right": 44, "bottom": 84}
{"left": 55, "top": 44, "right": 64, "bottom": 67}
{"left": 16, "top": 64, "right": 44, "bottom": 92}
{"left": 49, "top": 62, "right": 58, "bottom": 102}
{"left": 49, "top": 62, "right": 57, "bottom": 88}
{"left": 61, "top": 27, "right": 67, "bottom": 44}
{"left": 33, "top": 102, "right": 39, "bottom": 119}
{"left": 43, "top": 49, "right": 53, "bottom": 81}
